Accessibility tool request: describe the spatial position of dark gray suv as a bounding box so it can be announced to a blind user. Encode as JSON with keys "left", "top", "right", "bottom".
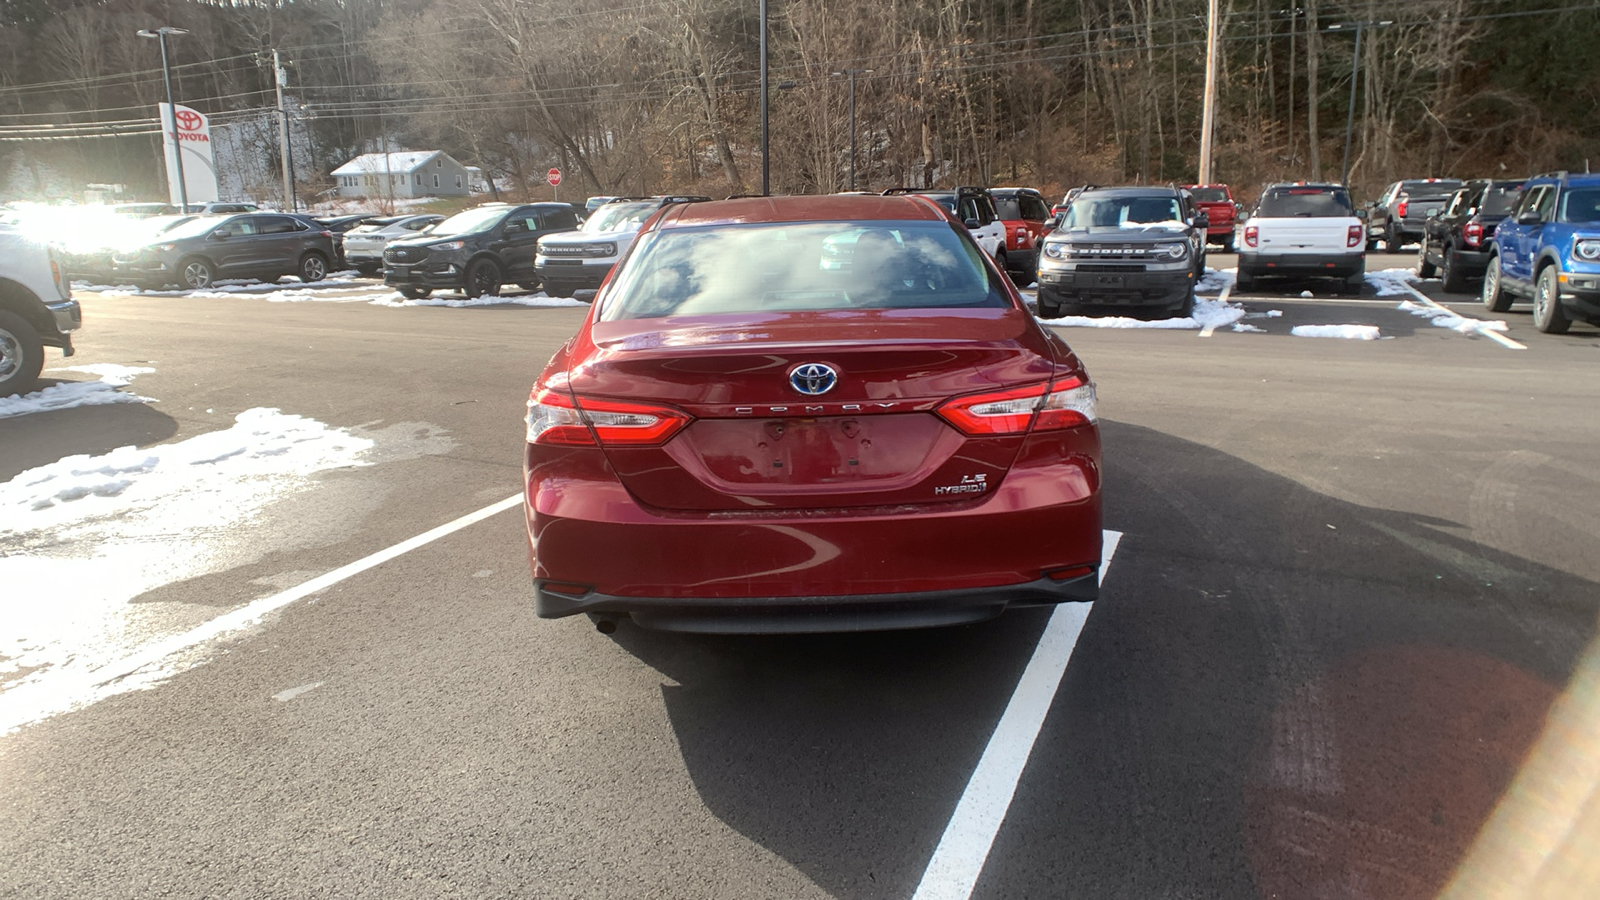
{"left": 113, "top": 213, "right": 337, "bottom": 290}
{"left": 383, "top": 203, "right": 580, "bottom": 299}
{"left": 1035, "top": 186, "right": 1208, "bottom": 318}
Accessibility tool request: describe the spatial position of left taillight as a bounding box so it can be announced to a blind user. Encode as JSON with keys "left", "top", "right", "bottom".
{"left": 937, "top": 376, "right": 1097, "bottom": 436}
{"left": 525, "top": 388, "right": 691, "bottom": 447}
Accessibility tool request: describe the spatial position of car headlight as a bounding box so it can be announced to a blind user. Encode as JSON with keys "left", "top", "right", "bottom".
{"left": 1155, "top": 242, "right": 1188, "bottom": 259}
{"left": 596, "top": 242, "right": 617, "bottom": 257}
{"left": 1574, "top": 239, "right": 1600, "bottom": 262}
{"left": 431, "top": 240, "right": 466, "bottom": 251}
{"left": 1042, "top": 241, "right": 1067, "bottom": 260}
{"left": 153, "top": 243, "right": 176, "bottom": 252}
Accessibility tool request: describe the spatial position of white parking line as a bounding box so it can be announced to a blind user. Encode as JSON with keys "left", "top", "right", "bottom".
{"left": 1402, "top": 286, "right": 1528, "bottom": 350}
{"left": 911, "top": 530, "right": 1122, "bottom": 900}
{"left": 1197, "top": 281, "right": 1232, "bottom": 338}
{"left": 0, "top": 494, "right": 523, "bottom": 736}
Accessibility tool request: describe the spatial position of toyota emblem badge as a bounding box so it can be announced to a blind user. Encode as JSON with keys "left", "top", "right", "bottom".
{"left": 789, "top": 363, "right": 838, "bottom": 396}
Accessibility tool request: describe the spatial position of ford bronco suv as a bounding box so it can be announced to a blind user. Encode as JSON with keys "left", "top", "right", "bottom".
{"left": 534, "top": 195, "right": 709, "bottom": 298}
{"left": 0, "top": 222, "right": 81, "bottom": 396}
{"left": 1035, "top": 185, "right": 1207, "bottom": 317}
{"left": 1236, "top": 183, "right": 1366, "bottom": 293}
{"left": 1481, "top": 171, "right": 1600, "bottom": 333}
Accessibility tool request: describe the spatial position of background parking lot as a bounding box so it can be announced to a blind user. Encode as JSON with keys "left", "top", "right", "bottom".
{"left": 2, "top": 254, "right": 1598, "bottom": 898}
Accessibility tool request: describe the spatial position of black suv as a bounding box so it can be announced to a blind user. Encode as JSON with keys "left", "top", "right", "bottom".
{"left": 1034, "top": 186, "right": 1207, "bottom": 317}
{"left": 1416, "top": 179, "right": 1523, "bottom": 293}
{"left": 112, "top": 212, "right": 338, "bottom": 290}
{"left": 383, "top": 203, "right": 580, "bottom": 299}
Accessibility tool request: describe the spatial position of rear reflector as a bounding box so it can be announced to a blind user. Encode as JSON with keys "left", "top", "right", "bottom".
{"left": 1046, "top": 565, "right": 1095, "bottom": 581}
{"left": 937, "top": 376, "right": 1097, "bottom": 435}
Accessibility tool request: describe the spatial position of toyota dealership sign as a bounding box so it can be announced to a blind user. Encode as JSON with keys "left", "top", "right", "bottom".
{"left": 159, "top": 102, "right": 219, "bottom": 206}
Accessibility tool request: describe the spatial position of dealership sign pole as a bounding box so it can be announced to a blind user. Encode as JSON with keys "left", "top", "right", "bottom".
{"left": 139, "top": 27, "right": 189, "bottom": 211}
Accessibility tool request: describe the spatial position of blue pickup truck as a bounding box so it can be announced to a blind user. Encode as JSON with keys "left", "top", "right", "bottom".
{"left": 1482, "top": 171, "right": 1600, "bottom": 333}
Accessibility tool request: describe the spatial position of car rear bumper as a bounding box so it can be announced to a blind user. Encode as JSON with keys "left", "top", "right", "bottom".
{"left": 1448, "top": 246, "right": 1493, "bottom": 274}
{"left": 1036, "top": 268, "right": 1193, "bottom": 306}
{"left": 534, "top": 572, "right": 1098, "bottom": 633}
{"left": 1238, "top": 252, "right": 1365, "bottom": 278}
{"left": 524, "top": 432, "right": 1103, "bottom": 631}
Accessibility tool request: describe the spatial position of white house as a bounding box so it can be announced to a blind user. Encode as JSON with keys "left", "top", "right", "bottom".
{"left": 331, "top": 150, "right": 471, "bottom": 199}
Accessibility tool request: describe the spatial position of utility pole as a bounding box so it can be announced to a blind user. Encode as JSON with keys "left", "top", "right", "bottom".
{"left": 759, "top": 0, "right": 769, "bottom": 196}
{"left": 1197, "top": 0, "right": 1220, "bottom": 184}
{"left": 272, "top": 50, "right": 296, "bottom": 211}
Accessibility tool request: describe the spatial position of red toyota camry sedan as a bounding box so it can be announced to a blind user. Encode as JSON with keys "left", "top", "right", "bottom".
{"left": 523, "top": 193, "right": 1101, "bottom": 633}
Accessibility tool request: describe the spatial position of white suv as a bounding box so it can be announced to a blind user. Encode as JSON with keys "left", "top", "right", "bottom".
{"left": 535, "top": 196, "right": 707, "bottom": 297}
{"left": 0, "top": 223, "right": 81, "bottom": 395}
{"left": 881, "top": 187, "right": 1008, "bottom": 267}
{"left": 1236, "top": 183, "right": 1367, "bottom": 292}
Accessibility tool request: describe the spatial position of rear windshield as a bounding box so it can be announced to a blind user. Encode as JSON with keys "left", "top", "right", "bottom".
{"left": 600, "top": 221, "right": 1009, "bottom": 320}
{"left": 1401, "top": 179, "right": 1463, "bottom": 194}
{"left": 1257, "top": 187, "right": 1353, "bottom": 217}
{"left": 1559, "top": 187, "right": 1600, "bottom": 224}
{"left": 1189, "top": 188, "right": 1229, "bottom": 203}
{"left": 1478, "top": 185, "right": 1521, "bottom": 216}
{"left": 992, "top": 197, "right": 1022, "bottom": 220}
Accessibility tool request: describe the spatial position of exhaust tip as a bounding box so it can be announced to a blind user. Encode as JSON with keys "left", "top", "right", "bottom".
{"left": 587, "top": 613, "right": 618, "bottom": 635}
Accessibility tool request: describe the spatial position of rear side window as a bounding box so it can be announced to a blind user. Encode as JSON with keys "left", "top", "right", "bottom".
{"left": 539, "top": 209, "right": 579, "bottom": 229}
{"left": 601, "top": 221, "right": 1009, "bottom": 320}
{"left": 256, "top": 216, "right": 299, "bottom": 235}
{"left": 1256, "top": 187, "right": 1353, "bottom": 217}
{"left": 1020, "top": 195, "right": 1050, "bottom": 220}
{"left": 992, "top": 197, "right": 1022, "bottom": 220}
{"left": 1479, "top": 184, "right": 1521, "bottom": 216}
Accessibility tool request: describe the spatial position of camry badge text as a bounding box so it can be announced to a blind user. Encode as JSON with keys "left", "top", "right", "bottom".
{"left": 789, "top": 363, "right": 839, "bottom": 396}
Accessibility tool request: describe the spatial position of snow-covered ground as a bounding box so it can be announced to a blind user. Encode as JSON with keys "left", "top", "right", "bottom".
{"left": 0, "top": 403, "right": 455, "bottom": 734}
{"left": 1291, "top": 324, "right": 1383, "bottom": 340}
{"left": 0, "top": 364, "right": 153, "bottom": 420}
{"left": 74, "top": 274, "right": 589, "bottom": 309}
{"left": 1397, "top": 299, "right": 1508, "bottom": 335}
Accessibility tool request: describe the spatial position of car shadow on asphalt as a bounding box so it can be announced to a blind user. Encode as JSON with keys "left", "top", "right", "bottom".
{"left": 610, "top": 420, "right": 1599, "bottom": 900}
{"left": 0, "top": 399, "right": 177, "bottom": 482}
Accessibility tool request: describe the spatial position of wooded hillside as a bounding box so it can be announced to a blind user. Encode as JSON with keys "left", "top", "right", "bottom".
{"left": 1, "top": 0, "right": 1596, "bottom": 203}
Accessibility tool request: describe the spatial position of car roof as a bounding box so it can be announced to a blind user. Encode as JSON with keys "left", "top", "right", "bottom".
{"left": 987, "top": 187, "right": 1042, "bottom": 196}
{"left": 654, "top": 194, "right": 948, "bottom": 229}
{"left": 1263, "top": 182, "right": 1347, "bottom": 191}
{"left": 1077, "top": 186, "right": 1182, "bottom": 198}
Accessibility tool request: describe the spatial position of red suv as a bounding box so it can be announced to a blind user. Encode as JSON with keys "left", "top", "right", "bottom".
{"left": 988, "top": 187, "right": 1053, "bottom": 284}
{"left": 1182, "top": 184, "right": 1241, "bottom": 251}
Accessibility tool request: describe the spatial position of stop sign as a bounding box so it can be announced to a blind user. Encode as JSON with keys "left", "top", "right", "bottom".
{"left": 547, "top": 168, "right": 562, "bottom": 187}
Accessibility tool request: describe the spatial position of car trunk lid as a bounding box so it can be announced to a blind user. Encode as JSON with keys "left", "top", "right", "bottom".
{"left": 570, "top": 307, "right": 1056, "bottom": 511}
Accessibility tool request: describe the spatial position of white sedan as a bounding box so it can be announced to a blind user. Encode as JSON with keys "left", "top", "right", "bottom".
{"left": 341, "top": 214, "right": 444, "bottom": 275}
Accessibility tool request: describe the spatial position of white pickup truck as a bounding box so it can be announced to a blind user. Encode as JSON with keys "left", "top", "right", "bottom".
{"left": 1235, "top": 183, "right": 1367, "bottom": 293}
{"left": 0, "top": 221, "right": 81, "bottom": 395}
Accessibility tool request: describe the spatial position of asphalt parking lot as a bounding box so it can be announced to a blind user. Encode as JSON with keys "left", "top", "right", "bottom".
{"left": 2, "top": 252, "right": 1598, "bottom": 898}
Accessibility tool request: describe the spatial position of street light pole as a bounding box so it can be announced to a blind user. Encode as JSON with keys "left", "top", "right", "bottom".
{"left": 138, "top": 27, "right": 190, "bottom": 212}
{"left": 1331, "top": 20, "right": 1391, "bottom": 186}
{"left": 759, "top": 0, "right": 769, "bottom": 196}
{"left": 831, "top": 68, "right": 873, "bottom": 191}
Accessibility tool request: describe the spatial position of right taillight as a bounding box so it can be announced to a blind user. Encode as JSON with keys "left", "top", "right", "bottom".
{"left": 937, "top": 376, "right": 1096, "bottom": 435}
{"left": 1463, "top": 219, "right": 1483, "bottom": 248}
{"left": 1243, "top": 225, "right": 1259, "bottom": 249}
{"left": 1347, "top": 224, "right": 1364, "bottom": 248}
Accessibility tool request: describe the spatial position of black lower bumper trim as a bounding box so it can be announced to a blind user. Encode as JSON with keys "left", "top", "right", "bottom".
{"left": 533, "top": 572, "right": 1098, "bottom": 633}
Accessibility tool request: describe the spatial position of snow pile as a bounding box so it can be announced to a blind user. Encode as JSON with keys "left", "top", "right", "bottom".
{"left": 0, "top": 364, "right": 154, "bottom": 420}
{"left": 1041, "top": 294, "right": 1246, "bottom": 331}
{"left": 0, "top": 408, "right": 375, "bottom": 732}
{"left": 1396, "top": 299, "right": 1508, "bottom": 334}
{"left": 1291, "top": 324, "right": 1382, "bottom": 340}
{"left": 1195, "top": 268, "right": 1235, "bottom": 294}
{"left": 1365, "top": 268, "right": 1422, "bottom": 297}
{"left": 370, "top": 292, "right": 588, "bottom": 309}
{"left": 1232, "top": 323, "right": 1267, "bottom": 333}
